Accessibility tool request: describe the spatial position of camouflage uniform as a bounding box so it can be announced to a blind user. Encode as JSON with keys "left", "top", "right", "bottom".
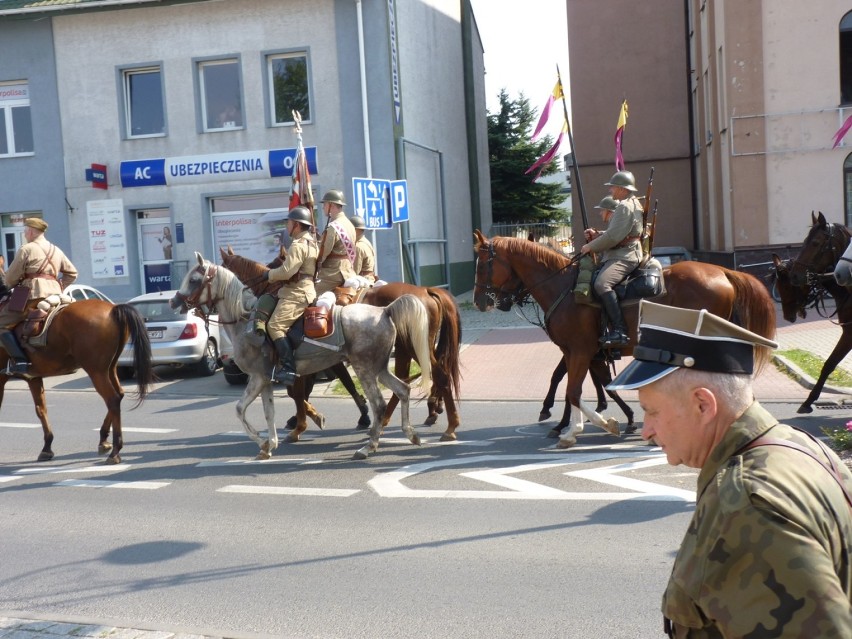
{"left": 583, "top": 194, "right": 644, "bottom": 295}
{"left": 315, "top": 212, "right": 356, "bottom": 296}
{"left": 663, "top": 401, "right": 852, "bottom": 637}
{"left": 354, "top": 235, "right": 377, "bottom": 283}
{"left": 266, "top": 229, "right": 317, "bottom": 340}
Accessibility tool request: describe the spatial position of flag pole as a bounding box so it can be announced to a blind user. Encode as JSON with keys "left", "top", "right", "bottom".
{"left": 556, "top": 64, "right": 588, "bottom": 231}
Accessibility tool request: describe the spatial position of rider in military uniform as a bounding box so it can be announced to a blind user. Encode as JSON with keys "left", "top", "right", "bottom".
{"left": 579, "top": 170, "right": 644, "bottom": 347}
{"left": 0, "top": 217, "right": 77, "bottom": 375}
{"left": 350, "top": 215, "right": 377, "bottom": 284}
{"left": 315, "top": 190, "right": 356, "bottom": 297}
{"left": 263, "top": 207, "right": 318, "bottom": 385}
{"left": 608, "top": 301, "right": 852, "bottom": 638}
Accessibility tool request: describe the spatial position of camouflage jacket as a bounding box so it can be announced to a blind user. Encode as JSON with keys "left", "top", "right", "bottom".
{"left": 663, "top": 401, "right": 852, "bottom": 638}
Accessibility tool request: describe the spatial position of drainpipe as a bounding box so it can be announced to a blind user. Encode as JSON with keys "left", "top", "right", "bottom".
{"left": 355, "top": 0, "right": 378, "bottom": 261}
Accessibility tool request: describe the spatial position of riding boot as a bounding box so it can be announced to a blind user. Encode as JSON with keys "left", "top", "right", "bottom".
{"left": 0, "top": 330, "right": 30, "bottom": 375}
{"left": 599, "top": 291, "right": 629, "bottom": 347}
{"left": 272, "top": 336, "right": 297, "bottom": 385}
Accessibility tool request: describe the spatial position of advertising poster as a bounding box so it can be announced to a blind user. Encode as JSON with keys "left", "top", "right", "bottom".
{"left": 141, "top": 222, "right": 173, "bottom": 261}
{"left": 212, "top": 211, "right": 288, "bottom": 266}
{"left": 87, "top": 199, "right": 128, "bottom": 279}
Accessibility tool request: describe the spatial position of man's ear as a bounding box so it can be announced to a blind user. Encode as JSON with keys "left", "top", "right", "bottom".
{"left": 692, "top": 387, "right": 718, "bottom": 422}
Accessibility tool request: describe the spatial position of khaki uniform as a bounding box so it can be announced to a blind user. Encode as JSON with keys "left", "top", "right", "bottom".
{"left": 354, "top": 235, "right": 377, "bottom": 283}
{"left": 266, "top": 230, "right": 317, "bottom": 340}
{"left": 0, "top": 235, "right": 77, "bottom": 328}
{"left": 584, "top": 195, "right": 644, "bottom": 295}
{"left": 663, "top": 401, "right": 852, "bottom": 638}
{"left": 315, "top": 212, "right": 356, "bottom": 296}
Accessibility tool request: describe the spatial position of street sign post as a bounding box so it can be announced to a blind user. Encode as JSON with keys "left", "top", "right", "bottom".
{"left": 389, "top": 179, "right": 409, "bottom": 223}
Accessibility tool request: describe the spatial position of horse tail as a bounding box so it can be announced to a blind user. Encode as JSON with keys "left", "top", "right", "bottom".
{"left": 723, "top": 268, "right": 777, "bottom": 372}
{"left": 427, "top": 287, "right": 462, "bottom": 402}
{"left": 384, "top": 294, "right": 433, "bottom": 392}
{"left": 111, "top": 304, "right": 154, "bottom": 406}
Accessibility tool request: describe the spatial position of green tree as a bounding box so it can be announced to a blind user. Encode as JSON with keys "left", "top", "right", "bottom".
{"left": 487, "top": 90, "right": 569, "bottom": 225}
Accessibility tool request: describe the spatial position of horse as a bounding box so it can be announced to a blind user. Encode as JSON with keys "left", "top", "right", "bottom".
{"left": 221, "top": 248, "right": 463, "bottom": 441}
{"left": 788, "top": 211, "right": 852, "bottom": 287}
{"left": 835, "top": 233, "right": 852, "bottom": 287}
{"left": 172, "top": 253, "right": 433, "bottom": 460}
{"left": 538, "top": 355, "right": 635, "bottom": 434}
{"left": 219, "top": 247, "right": 371, "bottom": 432}
{"left": 473, "top": 230, "right": 776, "bottom": 448}
{"left": 0, "top": 299, "right": 153, "bottom": 463}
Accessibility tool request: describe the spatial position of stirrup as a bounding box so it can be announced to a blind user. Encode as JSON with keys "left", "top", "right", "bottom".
{"left": 3, "top": 360, "right": 30, "bottom": 376}
{"left": 600, "top": 331, "right": 629, "bottom": 347}
{"left": 273, "top": 367, "right": 298, "bottom": 385}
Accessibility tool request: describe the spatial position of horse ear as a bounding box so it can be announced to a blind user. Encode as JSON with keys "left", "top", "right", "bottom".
{"left": 227, "top": 245, "right": 234, "bottom": 256}
{"left": 195, "top": 251, "right": 204, "bottom": 267}
{"left": 473, "top": 229, "right": 485, "bottom": 250}
{"left": 219, "top": 246, "right": 228, "bottom": 262}
{"left": 818, "top": 211, "right": 827, "bottom": 226}
{"left": 812, "top": 210, "right": 817, "bottom": 225}
{"left": 771, "top": 253, "right": 784, "bottom": 269}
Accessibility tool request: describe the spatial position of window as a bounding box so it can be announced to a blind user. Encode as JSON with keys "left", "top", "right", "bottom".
{"left": 0, "top": 81, "right": 34, "bottom": 157}
{"left": 266, "top": 52, "right": 311, "bottom": 125}
{"left": 122, "top": 66, "right": 165, "bottom": 138}
{"left": 845, "top": 153, "right": 852, "bottom": 226}
{"left": 842, "top": 12, "right": 852, "bottom": 105}
{"left": 199, "top": 59, "right": 243, "bottom": 131}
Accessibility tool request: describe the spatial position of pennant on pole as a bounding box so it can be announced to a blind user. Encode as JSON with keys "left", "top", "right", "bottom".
{"left": 614, "top": 100, "right": 628, "bottom": 170}
{"left": 289, "top": 110, "right": 315, "bottom": 225}
{"left": 832, "top": 113, "right": 852, "bottom": 149}
{"left": 526, "top": 121, "right": 567, "bottom": 182}
{"left": 531, "top": 80, "right": 564, "bottom": 141}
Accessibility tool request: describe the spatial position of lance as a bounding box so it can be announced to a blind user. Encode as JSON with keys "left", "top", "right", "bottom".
{"left": 556, "top": 64, "right": 588, "bottom": 231}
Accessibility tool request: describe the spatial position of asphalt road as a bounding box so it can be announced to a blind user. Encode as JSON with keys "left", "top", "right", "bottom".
{"left": 1, "top": 370, "right": 849, "bottom": 639}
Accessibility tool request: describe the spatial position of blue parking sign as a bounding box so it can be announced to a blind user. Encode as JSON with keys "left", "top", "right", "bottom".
{"left": 390, "top": 180, "right": 409, "bottom": 223}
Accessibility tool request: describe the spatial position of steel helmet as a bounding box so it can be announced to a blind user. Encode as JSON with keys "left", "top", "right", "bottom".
{"left": 604, "top": 170, "right": 638, "bottom": 192}
{"left": 594, "top": 196, "right": 620, "bottom": 211}
{"left": 287, "top": 206, "right": 314, "bottom": 227}
{"left": 321, "top": 189, "right": 346, "bottom": 206}
{"left": 349, "top": 215, "right": 366, "bottom": 230}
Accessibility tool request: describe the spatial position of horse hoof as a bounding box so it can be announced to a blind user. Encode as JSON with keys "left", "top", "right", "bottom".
{"left": 410, "top": 434, "right": 422, "bottom": 446}
{"left": 105, "top": 454, "right": 121, "bottom": 465}
{"left": 98, "top": 442, "right": 113, "bottom": 455}
{"left": 285, "top": 417, "right": 297, "bottom": 431}
{"left": 624, "top": 423, "right": 638, "bottom": 435}
{"left": 256, "top": 451, "right": 272, "bottom": 461}
{"left": 538, "top": 411, "right": 551, "bottom": 421}
{"left": 546, "top": 429, "right": 560, "bottom": 439}
{"left": 352, "top": 448, "right": 369, "bottom": 460}
{"left": 440, "top": 432, "right": 457, "bottom": 442}
{"left": 603, "top": 418, "right": 620, "bottom": 437}
{"left": 424, "top": 415, "right": 438, "bottom": 426}
{"left": 796, "top": 404, "right": 814, "bottom": 414}
{"left": 355, "top": 422, "right": 370, "bottom": 431}
{"left": 286, "top": 433, "right": 300, "bottom": 443}
{"left": 309, "top": 413, "right": 325, "bottom": 430}
{"left": 37, "top": 451, "right": 54, "bottom": 462}
{"left": 555, "top": 437, "right": 576, "bottom": 449}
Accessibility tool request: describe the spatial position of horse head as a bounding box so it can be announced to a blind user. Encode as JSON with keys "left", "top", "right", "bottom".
{"left": 772, "top": 254, "right": 808, "bottom": 322}
{"left": 171, "top": 252, "right": 220, "bottom": 313}
{"left": 789, "top": 211, "right": 851, "bottom": 286}
{"left": 473, "top": 230, "right": 523, "bottom": 312}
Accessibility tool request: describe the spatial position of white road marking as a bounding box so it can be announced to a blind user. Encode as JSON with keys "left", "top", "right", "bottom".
{"left": 92, "top": 427, "right": 177, "bottom": 434}
{"left": 377, "top": 437, "right": 491, "bottom": 447}
{"left": 197, "top": 458, "right": 315, "bottom": 467}
{"left": 218, "top": 485, "right": 359, "bottom": 497}
{"left": 566, "top": 457, "right": 696, "bottom": 502}
{"left": 0, "top": 476, "right": 21, "bottom": 484}
{"left": 0, "top": 422, "right": 40, "bottom": 429}
{"left": 14, "top": 465, "right": 130, "bottom": 475}
{"left": 56, "top": 479, "right": 169, "bottom": 490}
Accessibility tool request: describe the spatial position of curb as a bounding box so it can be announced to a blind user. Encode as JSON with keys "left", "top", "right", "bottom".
{"left": 772, "top": 354, "right": 852, "bottom": 398}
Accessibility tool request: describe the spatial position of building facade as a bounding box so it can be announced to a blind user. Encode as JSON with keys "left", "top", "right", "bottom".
{"left": 567, "top": 0, "right": 852, "bottom": 268}
{"left": 0, "top": 0, "right": 490, "bottom": 300}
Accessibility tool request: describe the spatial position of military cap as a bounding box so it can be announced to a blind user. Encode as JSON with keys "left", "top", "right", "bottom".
{"left": 594, "top": 196, "right": 620, "bottom": 211}
{"left": 349, "top": 215, "right": 366, "bottom": 229}
{"left": 607, "top": 300, "right": 779, "bottom": 391}
{"left": 321, "top": 189, "right": 346, "bottom": 206}
{"left": 24, "top": 217, "right": 48, "bottom": 232}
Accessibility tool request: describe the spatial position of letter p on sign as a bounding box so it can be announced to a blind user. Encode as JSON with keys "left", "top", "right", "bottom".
{"left": 390, "top": 179, "right": 409, "bottom": 223}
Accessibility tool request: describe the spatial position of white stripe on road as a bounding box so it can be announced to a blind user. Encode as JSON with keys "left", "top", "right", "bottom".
{"left": 91, "top": 427, "right": 177, "bottom": 434}
{"left": 197, "top": 458, "right": 315, "bottom": 467}
{"left": 56, "top": 479, "right": 170, "bottom": 489}
{"left": 0, "top": 422, "right": 40, "bottom": 429}
{"left": 377, "top": 437, "right": 492, "bottom": 447}
{"left": 218, "top": 485, "right": 359, "bottom": 497}
{"left": 0, "top": 476, "right": 21, "bottom": 484}
{"left": 15, "top": 465, "right": 130, "bottom": 475}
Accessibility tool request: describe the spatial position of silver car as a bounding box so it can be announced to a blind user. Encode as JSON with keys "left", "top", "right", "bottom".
{"left": 116, "top": 290, "right": 228, "bottom": 379}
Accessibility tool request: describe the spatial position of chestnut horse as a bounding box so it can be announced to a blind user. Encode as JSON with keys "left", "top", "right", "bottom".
{"left": 473, "top": 230, "right": 776, "bottom": 447}
{"left": 0, "top": 300, "right": 153, "bottom": 463}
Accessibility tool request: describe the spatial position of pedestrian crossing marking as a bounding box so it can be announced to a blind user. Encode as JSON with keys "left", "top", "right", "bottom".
{"left": 15, "top": 465, "right": 130, "bottom": 475}
{"left": 56, "top": 479, "right": 169, "bottom": 490}
{"left": 218, "top": 485, "right": 359, "bottom": 497}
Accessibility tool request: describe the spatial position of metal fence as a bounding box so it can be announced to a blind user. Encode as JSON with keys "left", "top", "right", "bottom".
{"left": 488, "top": 221, "right": 574, "bottom": 254}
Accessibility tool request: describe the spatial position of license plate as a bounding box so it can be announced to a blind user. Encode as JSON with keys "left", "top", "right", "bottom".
{"left": 147, "top": 330, "right": 163, "bottom": 339}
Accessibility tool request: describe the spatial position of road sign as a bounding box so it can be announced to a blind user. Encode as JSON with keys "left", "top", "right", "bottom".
{"left": 352, "top": 177, "right": 391, "bottom": 229}
{"left": 389, "top": 179, "right": 409, "bottom": 223}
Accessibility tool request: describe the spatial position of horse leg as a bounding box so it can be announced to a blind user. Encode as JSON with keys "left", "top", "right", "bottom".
{"left": 23, "top": 377, "right": 55, "bottom": 462}
{"left": 304, "top": 400, "right": 325, "bottom": 430}
{"left": 353, "top": 373, "right": 389, "bottom": 460}
{"left": 89, "top": 371, "right": 124, "bottom": 464}
{"left": 381, "top": 350, "right": 413, "bottom": 428}
{"left": 797, "top": 329, "right": 852, "bottom": 413}
{"left": 590, "top": 366, "right": 608, "bottom": 413}
{"left": 331, "top": 363, "right": 370, "bottom": 429}
{"left": 608, "top": 389, "right": 636, "bottom": 433}
{"left": 540, "top": 358, "right": 567, "bottom": 421}
{"left": 436, "top": 371, "right": 460, "bottom": 442}
{"left": 236, "top": 375, "right": 270, "bottom": 451}
{"left": 556, "top": 358, "right": 620, "bottom": 449}
{"left": 285, "top": 378, "right": 310, "bottom": 444}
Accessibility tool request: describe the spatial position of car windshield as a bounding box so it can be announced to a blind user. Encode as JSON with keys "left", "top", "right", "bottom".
{"left": 131, "top": 300, "right": 185, "bottom": 322}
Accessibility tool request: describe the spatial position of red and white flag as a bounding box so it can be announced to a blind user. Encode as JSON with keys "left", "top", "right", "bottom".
{"left": 289, "top": 110, "right": 314, "bottom": 223}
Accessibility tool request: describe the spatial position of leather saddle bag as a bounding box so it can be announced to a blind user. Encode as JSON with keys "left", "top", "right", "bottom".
{"left": 304, "top": 305, "right": 332, "bottom": 338}
{"left": 7, "top": 286, "right": 29, "bottom": 313}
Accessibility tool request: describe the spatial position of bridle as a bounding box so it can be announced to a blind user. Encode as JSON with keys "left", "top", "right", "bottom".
{"left": 792, "top": 222, "right": 849, "bottom": 277}
{"left": 172, "top": 262, "right": 220, "bottom": 319}
{"left": 475, "top": 240, "right": 527, "bottom": 310}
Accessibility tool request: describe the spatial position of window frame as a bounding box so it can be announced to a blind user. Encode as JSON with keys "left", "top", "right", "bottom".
{"left": 841, "top": 11, "right": 852, "bottom": 106}
{"left": 262, "top": 49, "right": 313, "bottom": 128}
{"left": 118, "top": 63, "right": 167, "bottom": 140}
{"left": 194, "top": 55, "right": 245, "bottom": 133}
{"left": 0, "top": 80, "right": 34, "bottom": 158}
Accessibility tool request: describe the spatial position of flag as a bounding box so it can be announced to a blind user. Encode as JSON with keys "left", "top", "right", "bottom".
{"left": 526, "top": 121, "right": 567, "bottom": 182}
{"left": 832, "top": 113, "right": 852, "bottom": 149}
{"left": 614, "top": 100, "right": 628, "bottom": 170}
{"left": 289, "top": 110, "right": 314, "bottom": 223}
{"left": 531, "top": 80, "right": 564, "bottom": 140}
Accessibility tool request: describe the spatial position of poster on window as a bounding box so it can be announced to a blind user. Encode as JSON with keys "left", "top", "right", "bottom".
{"left": 212, "top": 211, "right": 289, "bottom": 266}
{"left": 87, "top": 199, "right": 128, "bottom": 279}
{"left": 141, "top": 223, "right": 173, "bottom": 261}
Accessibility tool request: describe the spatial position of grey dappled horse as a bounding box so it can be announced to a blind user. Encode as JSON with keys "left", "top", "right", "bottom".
{"left": 834, "top": 241, "right": 852, "bottom": 286}
{"left": 172, "top": 253, "right": 432, "bottom": 460}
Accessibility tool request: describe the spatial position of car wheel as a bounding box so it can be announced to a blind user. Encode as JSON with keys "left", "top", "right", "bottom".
{"left": 223, "top": 360, "right": 249, "bottom": 385}
{"left": 116, "top": 366, "right": 134, "bottom": 381}
{"left": 195, "top": 339, "right": 219, "bottom": 377}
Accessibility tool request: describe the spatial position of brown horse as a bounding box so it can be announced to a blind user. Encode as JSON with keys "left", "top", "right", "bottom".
{"left": 473, "top": 230, "right": 776, "bottom": 447}
{"left": 0, "top": 300, "right": 153, "bottom": 463}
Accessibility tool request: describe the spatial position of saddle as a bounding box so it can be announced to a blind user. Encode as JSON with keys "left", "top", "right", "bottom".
{"left": 590, "top": 257, "right": 666, "bottom": 304}
{"left": 14, "top": 294, "right": 74, "bottom": 348}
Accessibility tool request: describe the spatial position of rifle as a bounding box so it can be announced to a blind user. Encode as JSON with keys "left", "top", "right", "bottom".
{"left": 641, "top": 167, "right": 655, "bottom": 255}
{"left": 648, "top": 199, "right": 659, "bottom": 255}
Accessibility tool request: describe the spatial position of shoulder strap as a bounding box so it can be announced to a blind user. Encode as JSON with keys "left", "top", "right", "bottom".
{"left": 739, "top": 432, "right": 852, "bottom": 508}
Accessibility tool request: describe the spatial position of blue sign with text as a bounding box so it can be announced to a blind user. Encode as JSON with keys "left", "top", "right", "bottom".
{"left": 352, "top": 177, "right": 392, "bottom": 229}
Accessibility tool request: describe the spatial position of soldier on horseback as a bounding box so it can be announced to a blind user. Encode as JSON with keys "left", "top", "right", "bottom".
{"left": 350, "top": 215, "right": 377, "bottom": 284}
{"left": 0, "top": 217, "right": 77, "bottom": 375}
{"left": 578, "top": 170, "right": 645, "bottom": 347}
{"left": 263, "top": 206, "right": 318, "bottom": 385}
{"left": 315, "top": 189, "right": 357, "bottom": 296}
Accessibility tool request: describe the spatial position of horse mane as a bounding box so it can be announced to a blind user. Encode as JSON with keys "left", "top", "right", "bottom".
{"left": 493, "top": 236, "right": 575, "bottom": 271}
{"left": 219, "top": 247, "right": 283, "bottom": 296}
{"left": 207, "top": 259, "right": 254, "bottom": 320}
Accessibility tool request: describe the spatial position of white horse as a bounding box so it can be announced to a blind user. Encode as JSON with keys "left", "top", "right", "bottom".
{"left": 172, "top": 252, "right": 432, "bottom": 460}
{"left": 834, "top": 240, "right": 852, "bottom": 286}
